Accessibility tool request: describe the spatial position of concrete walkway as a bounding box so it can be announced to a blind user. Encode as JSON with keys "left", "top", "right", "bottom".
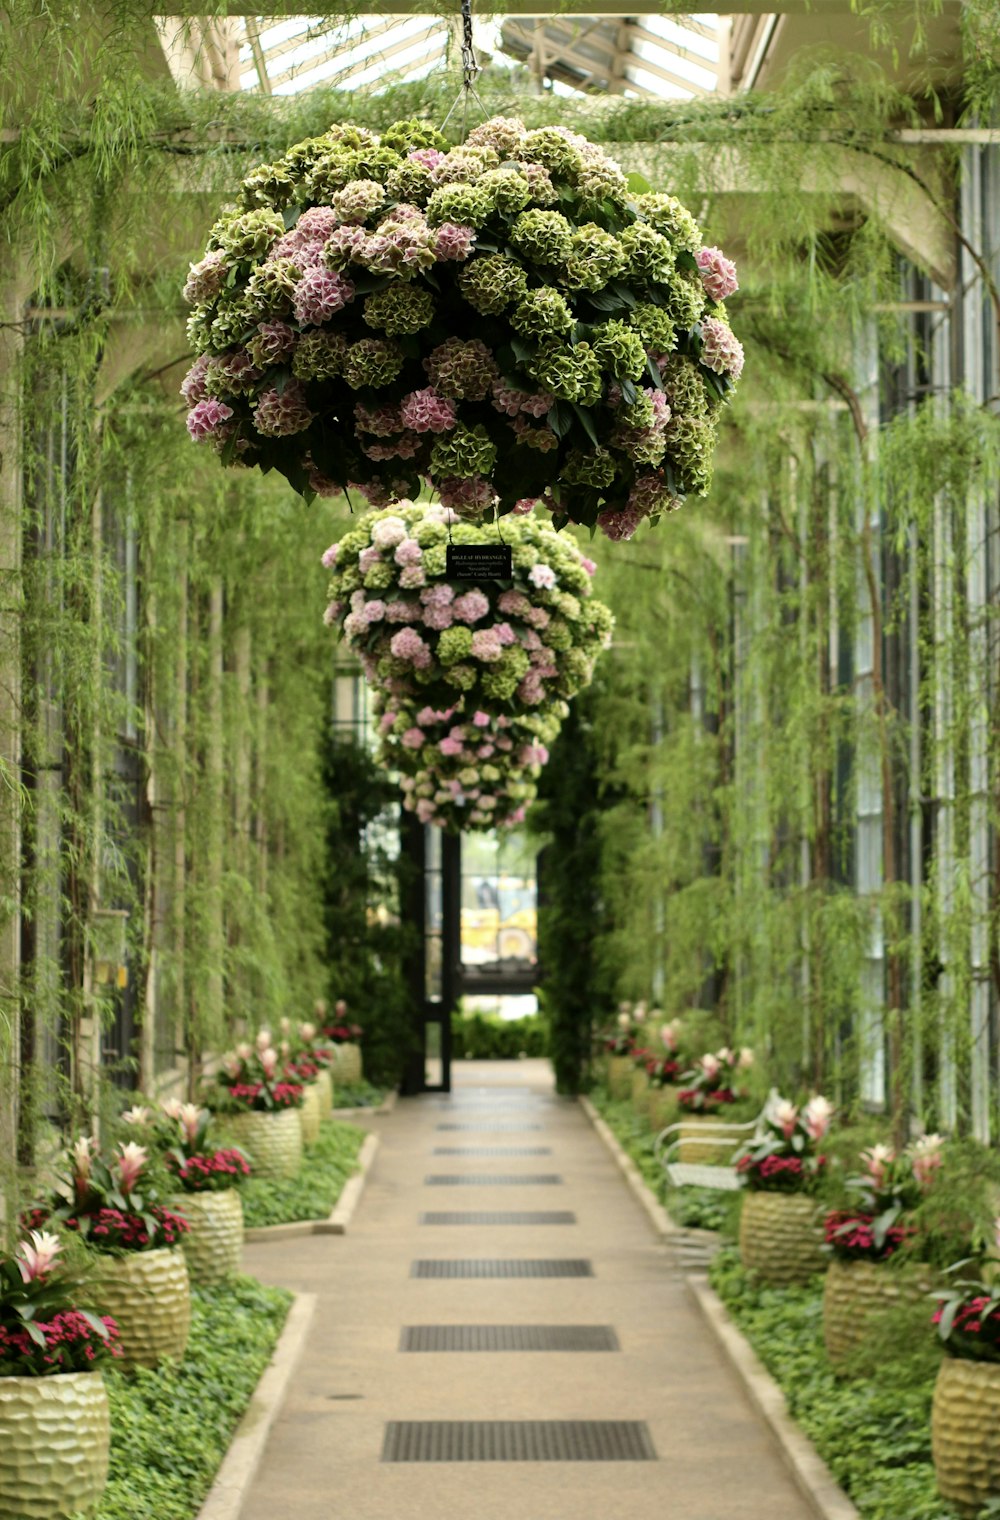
{"left": 241, "top": 1060, "right": 812, "bottom": 1520}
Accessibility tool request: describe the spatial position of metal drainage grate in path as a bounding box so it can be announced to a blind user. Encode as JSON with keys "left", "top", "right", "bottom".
{"left": 382, "top": 1421, "right": 657, "bottom": 1462}
{"left": 435, "top": 1123, "right": 544, "bottom": 1132}
{"left": 432, "top": 1147, "right": 553, "bottom": 1157}
{"left": 420, "top": 1211, "right": 576, "bottom": 1226}
{"left": 399, "top": 1325, "right": 619, "bottom": 1352}
{"left": 410, "top": 1259, "right": 594, "bottom": 1279}
{"left": 424, "top": 1174, "right": 563, "bottom": 1186}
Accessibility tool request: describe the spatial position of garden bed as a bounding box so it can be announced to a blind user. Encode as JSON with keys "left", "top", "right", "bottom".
{"left": 96, "top": 1275, "right": 292, "bottom": 1520}
{"left": 329, "top": 1080, "right": 390, "bottom": 1112}
{"left": 240, "top": 1119, "right": 366, "bottom": 1229}
{"left": 708, "top": 1248, "right": 962, "bottom": 1520}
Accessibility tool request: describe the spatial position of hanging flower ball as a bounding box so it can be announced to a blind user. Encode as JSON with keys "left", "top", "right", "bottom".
{"left": 322, "top": 501, "right": 613, "bottom": 830}
{"left": 182, "top": 116, "right": 743, "bottom": 542}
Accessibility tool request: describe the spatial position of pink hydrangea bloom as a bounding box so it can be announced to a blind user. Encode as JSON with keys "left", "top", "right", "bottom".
{"left": 517, "top": 671, "right": 546, "bottom": 705}
{"left": 408, "top": 148, "right": 444, "bottom": 170}
{"left": 362, "top": 599, "right": 386, "bottom": 624}
{"left": 596, "top": 501, "right": 649, "bottom": 542}
{"left": 343, "top": 612, "right": 366, "bottom": 639}
{"left": 580, "top": 556, "right": 597, "bottom": 576}
{"left": 452, "top": 590, "right": 490, "bottom": 624}
{"left": 513, "top": 498, "right": 537, "bottom": 515}
{"left": 417, "top": 705, "right": 454, "bottom": 725}
{"left": 477, "top": 744, "right": 495, "bottom": 758}
{"left": 184, "top": 249, "right": 228, "bottom": 304}
{"left": 253, "top": 381, "right": 313, "bottom": 437}
{"left": 323, "top": 601, "right": 341, "bottom": 627}
{"left": 696, "top": 245, "right": 739, "bottom": 303}
{"left": 293, "top": 269, "right": 355, "bottom": 326}
{"left": 520, "top": 628, "right": 542, "bottom": 651}
{"left": 523, "top": 605, "right": 550, "bottom": 630}
{"left": 297, "top": 207, "right": 339, "bottom": 241}
{"left": 355, "top": 402, "right": 402, "bottom": 438}
{"left": 390, "top": 628, "right": 431, "bottom": 667}
{"left": 394, "top": 539, "right": 423, "bottom": 566}
{"left": 471, "top": 628, "right": 503, "bottom": 662}
{"left": 399, "top": 565, "right": 426, "bottom": 589}
{"left": 437, "top": 477, "right": 495, "bottom": 515}
{"left": 379, "top": 710, "right": 397, "bottom": 735}
{"left": 700, "top": 318, "right": 745, "bottom": 380}
{"left": 528, "top": 563, "right": 557, "bottom": 590}
{"left": 249, "top": 320, "right": 296, "bottom": 367}
{"left": 421, "top": 602, "right": 454, "bottom": 630}
{"left": 415, "top": 799, "right": 437, "bottom": 823}
{"left": 180, "top": 354, "right": 212, "bottom": 405}
{"left": 440, "top": 736, "right": 464, "bottom": 756}
{"left": 385, "top": 600, "right": 422, "bottom": 624}
{"left": 472, "top": 711, "right": 491, "bottom": 728}
{"left": 186, "top": 398, "right": 233, "bottom": 441}
{"left": 434, "top": 223, "right": 477, "bottom": 261}
{"left": 372, "top": 516, "right": 408, "bottom": 548}
{"left": 495, "top": 623, "right": 516, "bottom": 646}
{"left": 401, "top": 727, "right": 425, "bottom": 749}
{"left": 421, "top": 584, "right": 454, "bottom": 608}
{"left": 400, "top": 388, "right": 457, "bottom": 434}
{"left": 358, "top": 546, "right": 383, "bottom": 573}
{"left": 498, "top": 590, "right": 530, "bottom": 617}
{"left": 323, "top": 225, "right": 367, "bottom": 268}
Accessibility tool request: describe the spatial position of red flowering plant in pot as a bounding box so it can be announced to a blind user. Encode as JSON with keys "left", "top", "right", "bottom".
{"left": 206, "top": 1029, "right": 305, "bottom": 1113}
{"left": 735, "top": 1094, "right": 834, "bottom": 1194}
{"left": 824, "top": 1135, "right": 944, "bottom": 1263}
{"left": 0, "top": 1231, "right": 121, "bottom": 1376}
{"left": 319, "top": 997, "right": 364, "bottom": 1048}
{"left": 676, "top": 1046, "right": 754, "bottom": 1115}
{"left": 156, "top": 1102, "right": 252, "bottom": 1194}
{"left": 24, "top": 1137, "right": 189, "bottom": 1254}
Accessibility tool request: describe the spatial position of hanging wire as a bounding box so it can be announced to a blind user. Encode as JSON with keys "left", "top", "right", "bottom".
{"left": 440, "top": 0, "right": 490, "bottom": 139}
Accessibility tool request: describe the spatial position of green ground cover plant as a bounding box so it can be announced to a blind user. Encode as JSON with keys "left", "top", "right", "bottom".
{"left": 451, "top": 1012, "right": 548, "bottom": 1061}
{"left": 331, "top": 1080, "right": 389, "bottom": 1109}
{"left": 709, "top": 1248, "right": 966, "bottom": 1520}
{"left": 239, "top": 1119, "right": 365, "bottom": 1228}
{"left": 96, "top": 1276, "right": 292, "bottom": 1520}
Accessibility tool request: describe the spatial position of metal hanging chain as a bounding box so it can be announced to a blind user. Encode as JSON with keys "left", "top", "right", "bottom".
{"left": 440, "top": 0, "right": 489, "bottom": 138}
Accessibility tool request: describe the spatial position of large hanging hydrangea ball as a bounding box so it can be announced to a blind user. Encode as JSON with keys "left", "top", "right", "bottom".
{"left": 182, "top": 116, "right": 742, "bottom": 542}
{"left": 322, "top": 502, "right": 613, "bottom": 829}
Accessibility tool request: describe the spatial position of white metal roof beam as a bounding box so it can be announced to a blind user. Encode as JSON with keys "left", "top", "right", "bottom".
{"left": 166, "top": 0, "right": 920, "bottom": 18}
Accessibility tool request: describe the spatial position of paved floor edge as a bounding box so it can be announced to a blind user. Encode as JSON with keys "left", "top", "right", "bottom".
{"left": 578, "top": 1094, "right": 675, "bottom": 1239}
{"left": 245, "top": 1132, "right": 381, "bottom": 1243}
{"left": 687, "top": 1277, "right": 860, "bottom": 1520}
{"left": 197, "top": 1291, "right": 318, "bottom": 1520}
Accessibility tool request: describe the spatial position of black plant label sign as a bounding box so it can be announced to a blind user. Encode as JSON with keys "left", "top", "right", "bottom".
{"left": 446, "top": 544, "right": 513, "bottom": 581}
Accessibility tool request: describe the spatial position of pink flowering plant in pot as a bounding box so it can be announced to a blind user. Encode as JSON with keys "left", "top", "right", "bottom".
{"left": 933, "top": 1222, "right": 1000, "bottom": 1365}
{"left": 323, "top": 502, "right": 613, "bottom": 829}
{"left": 735, "top": 1094, "right": 834, "bottom": 1193}
{"left": 824, "top": 1135, "right": 944, "bottom": 1262}
{"left": 206, "top": 1029, "right": 305, "bottom": 1113}
{"left": 182, "top": 115, "right": 743, "bottom": 542}
{"left": 0, "top": 1231, "right": 121, "bottom": 1376}
{"left": 677, "top": 1046, "right": 754, "bottom": 1114}
{"left": 154, "top": 1101, "right": 253, "bottom": 1193}
{"left": 24, "top": 1138, "right": 189, "bottom": 1255}
{"left": 320, "top": 999, "right": 364, "bottom": 1046}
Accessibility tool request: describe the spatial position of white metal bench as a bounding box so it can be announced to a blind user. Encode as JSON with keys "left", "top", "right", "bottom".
{"left": 653, "top": 1091, "right": 778, "bottom": 1192}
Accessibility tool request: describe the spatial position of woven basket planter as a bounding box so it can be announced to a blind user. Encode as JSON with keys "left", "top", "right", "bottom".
{"left": 678, "top": 1113, "right": 736, "bottom": 1165}
{"left": 647, "top": 1085, "right": 679, "bottom": 1133}
{"left": 90, "top": 1247, "right": 190, "bottom": 1371}
{"left": 738, "top": 1191, "right": 826, "bottom": 1287}
{"left": 933, "top": 1358, "right": 1000, "bottom": 1516}
{"left": 0, "top": 1371, "right": 110, "bottom": 1519}
{"left": 225, "top": 1106, "right": 303, "bottom": 1181}
{"left": 314, "top": 1066, "right": 333, "bottom": 1116}
{"left": 823, "top": 1256, "right": 934, "bottom": 1370}
{"left": 332, "top": 1042, "right": 362, "bottom": 1088}
{"left": 607, "top": 1056, "right": 632, "bottom": 1101}
{"left": 299, "top": 1082, "right": 323, "bottom": 1146}
{"left": 170, "top": 1187, "right": 243, "bottom": 1286}
{"left": 630, "top": 1067, "right": 650, "bottom": 1117}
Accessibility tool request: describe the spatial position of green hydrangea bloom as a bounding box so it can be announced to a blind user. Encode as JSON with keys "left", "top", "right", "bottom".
{"left": 438, "top": 627, "right": 474, "bottom": 665}
{"left": 238, "top": 162, "right": 296, "bottom": 210}
{"left": 526, "top": 339, "right": 601, "bottom": 404}
{"left": 634, "top": 192, "right": 703, "bottom": 254}
{"left": 481, "top": 763, "right": 502, "bottom": 784}
{"left": 627, "top": 302, "right": 677, "bottom": 352}
{"left": 510, "top": 287, "right": 574, "bottom": 340}
{"left": 659, "top": 354, "right": 710, "bottom": 418}
{"left": 443, "top": 662, "right": 477, "bottom": 690}
{"left": 245, "top": 259, "right": 299, "bottom": 317}
{"left": 665, "top": 416, "right": 716, "bottom": 495}
{"left": 380, "top": 119, "right": 447, "bottom": 154}
{"left": 337, "top": 566, "right": 362, "bottom": 594}
{"left": 292, "top": 331, "right": 347, "bottom": 381}
{"left": 561, "top": 448, "right": 617, "bottom": 490}
{"left": 342, "top": 338, "right": 405, "bottom": 390}
{"left": 343, "top": 145, "right": 405, "bottom": 184}
{"left": 620, "top": 224, "right": 675, "bottom": 286}
{"left": 364, "top": 284, "right": 435, "bottom": 336}
{"left": 562, "top": 224, "right": 626, "bottom": 292}
{"left": 430, "top": 425, "right": 497, "bottom": 478}
{"left": 663, "top": 269, "right": 707, "bottom": 330}
{"left": 512, "top": 544, "right": 539, "bottom": 571}
{"left": 425, "top": 184, "right": 491, "bottom": 228}
{"left": 364, "top": 563, "right": 395, "bottom": 590}
{"left": 185, "top": 305, "right": 214, "bottom": 352}
{"left": 337, "top": 529, "right": 371, "bottom": 561}
{"left": 550, "top": 590, "right": 583, "bottom": 620}
{"left": 575, "top": 161, "right": 630, "bottom": 210}
{"left": 523, "top": 128, "right": 585, "bottom": 181}
{"left": 510, "top": 210, "right": 574, "bottom": 266}
{"left": 480, "top": 668, "right": 521, "bottom": 701}
{"left": 477, "top": 167, "right": 533, "bottom": 217}
{"left": 619, "top": 392, "right": 656, "bottom": 430}
{"left": 457, "top": 255, "right": 528, "bottom": 315}
{"left": 545, "top": 619, "right": 573, "bottom": 652}
{"left": 386, "top": 161, "right": 434, "bottom": 205}
{"left": 422, "top": 545, "right": 448, "bottom": 577}
{"left": 209, "top": 209, "right": 284, "bottom": 260}
{"left": 591, "top": 320, "right": 647, "bottom": 381}
{"left": 209, "top": 298, "right": 255, "bottom": 349}
{"left": 414, "top": 519, "right": 448, "bottom": 547}
{"left": 413, "top": 667, "right": 436, "bottom": 686}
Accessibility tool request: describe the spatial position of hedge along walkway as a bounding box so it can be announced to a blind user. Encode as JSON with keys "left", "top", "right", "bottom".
{"left": 239, "top": 1059, "right": 813, "bottom": 1520}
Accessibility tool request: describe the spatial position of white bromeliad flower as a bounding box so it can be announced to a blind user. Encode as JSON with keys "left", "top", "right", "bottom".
{"left": 802, "top": 1095, "right": 834, "bottom": 1141}
{"left": 16, "top": 1230, "right": 62, "bottom": 1284}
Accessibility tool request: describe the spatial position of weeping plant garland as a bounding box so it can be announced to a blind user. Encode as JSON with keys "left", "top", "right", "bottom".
{"left": 181, "top": 114, "right": 743, "bottom": 542}
{"left": 323, "top": 503, "right": 613, "bottom": 829}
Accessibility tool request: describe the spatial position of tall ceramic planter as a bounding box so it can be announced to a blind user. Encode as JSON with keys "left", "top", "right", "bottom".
{"left": 299, "top": 1081, "right": 322, "bottom": 1146}
{"left": 607, "top": 1055, "right": 632, "bottom": 1101}
{"left": 332, "top": 1041, "right": 362, "bottom": 1087}
{"left": 932, "top": 1358, "right": 1000, "bottom": 1517}
{"left": 630, "top": 1066, "right": 650, "bottom": 1118}
{"left": 678, "top": 1114, "right": 736, "bottom": 1165}
{"left": 738, "top": 1191, "right": 825, "bottom": 1286}
{"left": 823, "top": 1256, "right": 934, "bottom": 1369}
{"left": 171, "top": 1188, "right": 243, "bottom": 1286}
{"left": 90, "top": 1247, "right": 190, "bottom": 1370}
{"left": 225, "top": 1107, "right": 302, "bottom": 1180}
{"left": 314, "top": 1066, "right": 333, "bottom": 1116}
{"left": 648, "top": 1085, "right": 679, "bottom": 1133}
{"left": 0, "top": 1371, "right": 110, "bottom": 1519}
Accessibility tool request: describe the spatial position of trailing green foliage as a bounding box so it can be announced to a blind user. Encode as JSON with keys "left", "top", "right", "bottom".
{"left": 96, "top": 1275, "right": 292, "bottom": 1520}
{"left": 451, "top": 1011, "right": 548, "bottom": 1061}
{"left": 708, "top": 1249, "right": 964, "bottom": 1520}
{"left": 238, "top": 1119, "right": 365, "bottom": 1229}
